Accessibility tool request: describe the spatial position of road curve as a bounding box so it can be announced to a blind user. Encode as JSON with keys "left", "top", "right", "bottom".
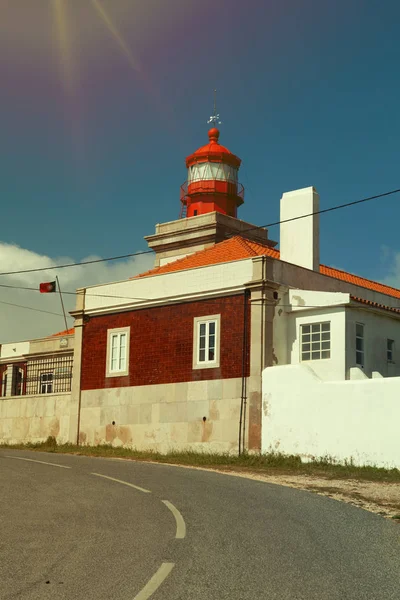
{"left": 1, "top": 449, "right": 399, "bottom": 600}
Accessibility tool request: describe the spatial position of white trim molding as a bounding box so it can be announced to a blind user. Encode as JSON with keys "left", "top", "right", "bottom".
{"left": 105, "top": 327, "right": 130, "bottom": 378}
{"left": 192, "top": 314, "right": 221, "bottom": 370}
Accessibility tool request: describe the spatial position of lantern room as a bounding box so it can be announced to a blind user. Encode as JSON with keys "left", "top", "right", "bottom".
{"left": 180, "top": 127, "right": 244, "bottom": 218}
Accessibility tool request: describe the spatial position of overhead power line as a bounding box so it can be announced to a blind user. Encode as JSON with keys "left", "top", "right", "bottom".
{"left": 0, "top": 299, "right": 70, "bottom": 318}
{"left": 0, "top": 187, "right": 399, "bottom": 278}
{"left": 0, "top": 283, "right": 150, "bottom": 302}
{"left": 0, "top": 285, "right": 397, "bottom": 318}
{"left": 0, "top": 250, "right": 154, "bottom": 277}
{"left": 233, "top": 187, "right": 400, "bottom": 236}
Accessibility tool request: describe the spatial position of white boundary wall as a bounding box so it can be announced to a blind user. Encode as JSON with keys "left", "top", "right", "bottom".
{"left": 262, "top": 365, "right": 400, "bottom": 468}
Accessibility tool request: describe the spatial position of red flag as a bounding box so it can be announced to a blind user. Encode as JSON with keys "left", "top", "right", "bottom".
{"left": 40, "top": 281, "right": 57, "bottom": 293}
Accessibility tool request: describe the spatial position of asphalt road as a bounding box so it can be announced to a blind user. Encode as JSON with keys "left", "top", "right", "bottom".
{"left": 0, "top": 450, "right": 399, "bottom": 600}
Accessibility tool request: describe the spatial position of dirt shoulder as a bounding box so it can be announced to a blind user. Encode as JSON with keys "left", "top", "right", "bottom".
{"left": 199, "top": 468, "right": 400, "bottom": 522}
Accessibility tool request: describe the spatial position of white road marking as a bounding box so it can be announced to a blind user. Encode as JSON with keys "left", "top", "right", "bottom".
{"left": 91, "top": 472, "right": 151, "bottom": 494}
{"left": 5, "top": 456, "right": 71, "bottom": 469}
{"left": 133, "top": 562, "right": 175, "bottom": 600}
{"left": 162, "top": 500, "right": 186, "bottom": 539}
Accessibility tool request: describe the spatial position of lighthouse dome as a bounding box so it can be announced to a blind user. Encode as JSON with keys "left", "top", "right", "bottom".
{"left": 185, "top": 128, "right": 241, "bottom": 169}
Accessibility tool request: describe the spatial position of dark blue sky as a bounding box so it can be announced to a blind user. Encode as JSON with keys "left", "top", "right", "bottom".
{"left": 1, "top": 0, "right": 400, "bottom": 285}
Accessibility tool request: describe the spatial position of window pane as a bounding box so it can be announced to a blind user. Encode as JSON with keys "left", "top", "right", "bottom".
{"left": 199, "top": 349, "right": 206, "bottom": 362}
{"left": 356, "top": 351, "right": 364, "bottom": 366}
{"left": 302, "top": 343, "right": 310, "bottom": 352}
{"left": 356, "top": 338, "right": 364, "bottom": 351}
{"left": 356, "top": 323, "right": 364, "bottom": 337}
{"left": 321, "top": 341, "right": 330, "bottom": 350}
{"left": 311, "top": 351, "right": 320, "bottom": 360}
{"left": 208, "top": 322, "right": 216, "bottom": 335}
{"left": 301, "top": 352, "right": 311, "bottom": 361}
{"left": 199, "top": 336, "right": 206, "bottom": 350}
{"left": 321, "top": 350, "right": 330, "bottom": 359}
{"left": 321, "top": 332, "right": 330, "bottom": 341}
{"left": 312, "top": 333, "right": 320, "bottom": 342}
{"left": 119, "top": 333, "right": 126, "bottom": 349}
{"left": 302, "top": 325, "right": 311, "bottom": 334}
{"left": 302, "top": 333, "right": 310, "bottom": 343}
{"left": 119, "top": 347, "right": 126, "bottom": 370}
{"left": 208, "top": 349, "right": 215, "bottom": 361}
{"left": 199, "top": 323, "right": 206, "bottom": 336}
{"left": 321, "top": 323, "right": 330, "bottom": 332}
{"left": 312, "top": 342, "right": 320, "bottom": 351}
{"left": 311, "top": 324, "right": 320, "bottom": 333}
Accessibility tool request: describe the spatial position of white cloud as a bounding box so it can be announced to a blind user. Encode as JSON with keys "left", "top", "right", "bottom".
{"left": 0, "top": 243, "right": 154, "bottom": 343}
{"left": 376, "top": 245, "right": 400, "bottom": 290}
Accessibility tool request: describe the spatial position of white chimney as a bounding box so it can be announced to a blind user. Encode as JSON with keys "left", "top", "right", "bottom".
{"left": 280, "top": 186, "right": 320, "bottom": 271}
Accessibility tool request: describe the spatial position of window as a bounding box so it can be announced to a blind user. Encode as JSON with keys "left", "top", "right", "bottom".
{"left": 356, "top": 323, "right": 364, "bottom": 367}
{"left": 193, "top": 315, "right": 220, "bottom": 369}
{"left": 188, "top": 162, "right": 238, "bottom": 184}
{"left": 106, "top": 327, "right": 130, "bottom": 377}
{"left": 39, "top": 372, "right": 53, "bottom": 394}
{"left": 12, "top": 367, "right": 23, "bottom": 396}
{"left": 387, "top": 339, "right": 395, "bottom": 363}
{"left": 300, "top": 322, "right": 331, "bottom": 361}
{"left": 26, "top": 355, "right": 73, "bottom": 395}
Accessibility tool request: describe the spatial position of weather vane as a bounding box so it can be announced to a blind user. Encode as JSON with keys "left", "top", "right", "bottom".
{"left": 207, "top": 89, "right": 222, "bottom": 126}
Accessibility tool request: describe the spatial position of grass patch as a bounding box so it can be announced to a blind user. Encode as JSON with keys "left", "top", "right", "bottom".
{"left": 1, "top": 438, "right": 400, "bottom": 483}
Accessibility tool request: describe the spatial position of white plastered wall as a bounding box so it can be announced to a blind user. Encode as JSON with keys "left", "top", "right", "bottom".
{"left": 262, "top": 364, "right": 400, "bottom": 468}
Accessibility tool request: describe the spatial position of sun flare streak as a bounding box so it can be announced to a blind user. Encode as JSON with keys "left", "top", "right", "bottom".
{"left": 53, "top": 0, "right": 76, "bottom": 94}
{"left": 91, "top": 0, "right": 141, "bottom": 72}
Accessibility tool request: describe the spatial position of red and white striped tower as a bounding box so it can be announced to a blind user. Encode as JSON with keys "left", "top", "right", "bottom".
{"left": 180, "top": 93, "right": 244, "bottom": 218}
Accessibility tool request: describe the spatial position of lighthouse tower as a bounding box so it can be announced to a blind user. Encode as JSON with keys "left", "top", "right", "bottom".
{"left": 180, "top": 126, "right": 244, "bottom": 219}
{"left": 145, "top": 97, "right": 276, "bottom": 267}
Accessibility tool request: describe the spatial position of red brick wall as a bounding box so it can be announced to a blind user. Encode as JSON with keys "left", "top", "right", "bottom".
{"left": 81, "top": 295, "right": 250, "bottom": 390}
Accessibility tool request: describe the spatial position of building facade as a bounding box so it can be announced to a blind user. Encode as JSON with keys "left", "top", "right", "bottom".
{"left": 2, "top": 126, "right": 399, "bottom": 466}
{"left": 0, "top": 329, "right": 75, "bottom": 444}
{"left": 70, "top": 128, "right": 400, "bottom": 459}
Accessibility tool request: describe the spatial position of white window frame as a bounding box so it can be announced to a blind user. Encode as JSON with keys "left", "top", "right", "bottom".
{"left": 106, "top": 327, "right": 130, "bottom": 378}
{"left": 387, "top": 338, "right": 395, "bottom": 363}
{"left": 355, "top": 322, "right": 365, "bottom": 368}
{"left": 193, "top": 315, "right": 220, "bottom": 370}
{"left": 39, "top": 372, "right": 53, "bottom": 394}
{"left": 300, "top": 321, "right": 331, "bottom": 361}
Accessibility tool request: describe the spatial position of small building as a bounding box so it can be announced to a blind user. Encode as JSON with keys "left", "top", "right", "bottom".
{"left": 0, "top": 328, "right": 75, "bottom": 444}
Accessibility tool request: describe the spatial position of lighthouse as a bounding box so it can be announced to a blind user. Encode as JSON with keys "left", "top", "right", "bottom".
{"left": 180, "top": 126, "right": 244, "bottom": 219}
{"left": 145, "top": 97, "right": 276, "bottom": 268}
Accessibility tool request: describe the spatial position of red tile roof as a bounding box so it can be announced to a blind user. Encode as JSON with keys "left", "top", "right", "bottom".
{"left": 136, "top": 236, "right": 400, "bottom": 300}
{"left": 52, "top": 328, "right": 74, "bottom": 337}
{"left": 136, "top": 237, "right": 279, "bottom": 278}
{"left": 350, "top": 296, "right": 400, "bottom": 314}
{"left": 320, "top": 266, "right": 400, "bottom": 299}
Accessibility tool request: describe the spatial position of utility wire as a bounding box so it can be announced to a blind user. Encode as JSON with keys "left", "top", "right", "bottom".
{"left": 229, "top": 187, "right": 400, "bottom": 236}
{"left": 0, "top": 250, "right": 154, "bottom": 277}
{"left": 0, "top": 286, "right": 397, "bottom": 316}
{"left": 1, "top": 187, "right": 399, "bottom": 277}
{"left": 0, "top": 283, "right": 150, "bottom": 302}
{"left": 0, "top": 299, "right": 69, "bottom": 317}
